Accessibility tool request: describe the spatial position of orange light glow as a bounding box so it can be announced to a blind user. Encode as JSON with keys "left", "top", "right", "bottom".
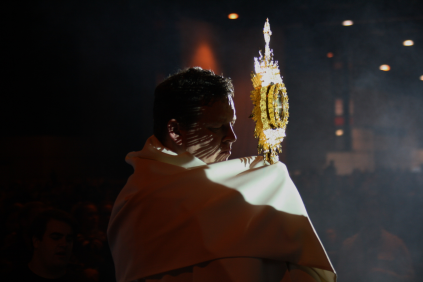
{"left": 403, "top": 40, "right": 414, "bottom": 46}
{"left": 327, "top": 52, "right": 334, "bottom": 58}
{"left": 420, "top": 75, "right": 423, "bottom": 81}
{"left": 228, "top": 13, "right": 239, "bottom": 20}
{"left": 336, "top": 129, "right": 344, "bottom": 136}
{"left": 190, "top": 42, "right": 219, "bottom": 74}
{"left": 379, "top": 64, "right": 390, "bottom": 71}
{"left": 342, "top": 20, "right": 353, "bottom": 26}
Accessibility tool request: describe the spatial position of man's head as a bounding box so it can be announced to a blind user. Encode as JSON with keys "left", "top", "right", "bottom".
{"left": 153, "top": 67, "right": 237, "bottom": 164}
{"left": 29, "top": 209, "right": 77, "bottom": 269}
{"left": 71, "top": 202, "right": 99, "bottom": 233}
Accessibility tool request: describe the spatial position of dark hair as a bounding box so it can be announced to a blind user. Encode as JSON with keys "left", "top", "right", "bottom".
{"left": 29, "top": 209, "right": 78, "bottom": 243}
{"left": 71, "top": 201, "right": 97, "bottom": 221}
{"left": 153, "top": 67, "right": 234, "bottom": 143}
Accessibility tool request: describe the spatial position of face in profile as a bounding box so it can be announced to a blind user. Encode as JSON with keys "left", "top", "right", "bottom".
{"left": 182, "top": 96, "right": 237, "bottom": 164}
{"left": 33, "top": 219, "right": 74, "bottom": 267}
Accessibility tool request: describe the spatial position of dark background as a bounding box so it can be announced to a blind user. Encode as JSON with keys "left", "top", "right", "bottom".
{"left": 2, "top": 0, "right": 423, "bottom": 179}
{"left": 1, "top": 1, "right": 423, "bottom": 280}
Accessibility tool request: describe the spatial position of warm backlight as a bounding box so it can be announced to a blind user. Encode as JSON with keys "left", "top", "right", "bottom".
{"left": 228, "top": 13, "right": 239, "bottom": 20}
{"left": 403, "top": 40, "right": 414, "bottom": 46}
{"left": 342, "top": 20, "right": 353, "bottom": 26}
{"left": 380, "top": 64, "right": 390, "bottom": 71}
{"left": 190, "top": 42, "right": 219, "bottom": 74}
{"left": 336, "top": 129, "right": 344, "bottom": 136}
{"left": 327, "top": 52, "right": 334, "bottom": 58}
{"left": 420, "top": 75, "right": 423, "bottom": 81}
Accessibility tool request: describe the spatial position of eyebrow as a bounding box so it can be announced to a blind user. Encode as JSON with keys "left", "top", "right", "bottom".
{"left": 50, "top": 232, "right": 64, "bottom": 236}
{"left": 50, "top": 232, "right": 74, "bottom": 237}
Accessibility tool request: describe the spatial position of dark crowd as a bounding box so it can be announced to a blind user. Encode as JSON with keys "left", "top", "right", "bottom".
{"left": 0, "top": 165, "right": 422, "bottom": 281}
{"left": 0, "top": 175, "right": 123, "bottom": 281}
{"left": 294, "top": 164, "right": 423, "bottom": 282}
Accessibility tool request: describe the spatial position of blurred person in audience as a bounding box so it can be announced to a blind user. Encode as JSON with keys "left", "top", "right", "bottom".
{"left": 0, "top": 202, "right": 23, "bottom": 272}
{"left": 4, "top": 208, "right": 91, "bottom": 281}
{"left": 82, "top": 200, "right": 116, "bottom": 282}
{"left": 71, "top": 202, "right": 106, "bottom": 249}
{"left": 72, "top": 202, "right": 100, "bottom": 236}
{"left": 338, "top": 196, "right": 414, "bottom": 282}
{"left": 99, "top": 201, "right": 113, "bottom": 234}
{"left": 1, "top": 202, "right": 23, "bottom": 246}
{"left": 323, "top": 228, "right": 341, "bottom": 270}
{"left": 1, "top": 201, "right": 49, "bottom": 268}
{"left": 72, "top": 202, "right": 106, "bottom": 277}
{"left": 323, "top": 160, "right": 336, "bottom": 177}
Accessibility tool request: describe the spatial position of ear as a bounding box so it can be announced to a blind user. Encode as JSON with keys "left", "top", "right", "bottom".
{"left": 167, "top": 119, "right": 184, "bottom": 146}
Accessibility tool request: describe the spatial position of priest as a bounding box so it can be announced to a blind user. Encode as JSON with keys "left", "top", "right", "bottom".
{"left": 107, "top": 67, "right": 336, "bottom": 282}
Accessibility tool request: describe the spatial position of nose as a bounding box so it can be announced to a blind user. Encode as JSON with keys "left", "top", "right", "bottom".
{"left": 60, "top": 238, "right": 69, "bottom": 246}
{"left": 224, "top": 124, "right": 237, "bottom": 143}
{"left": 60, "top": 236, "right": 73, "bottom": 248}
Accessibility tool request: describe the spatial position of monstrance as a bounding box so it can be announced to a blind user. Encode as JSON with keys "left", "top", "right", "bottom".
{"left": 250, "top": 19, "right": 289, "bottom": 164}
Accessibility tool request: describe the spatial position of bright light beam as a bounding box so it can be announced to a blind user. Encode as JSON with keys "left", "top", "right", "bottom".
{"left": 380, "top": 64, "right": 390, "bottom": 71}
{"left": 403, "top": 40, "right": 414, "bottom": 46}
{"left": 342, "top": 20, "right": 353, "bottom": 26}
{"left": 228, "top": 13, "right": 239, "bottom": 20}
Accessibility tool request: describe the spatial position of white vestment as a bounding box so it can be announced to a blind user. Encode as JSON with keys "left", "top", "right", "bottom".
{"left": 108, "top": 136, "right": 336, "bottom": 282}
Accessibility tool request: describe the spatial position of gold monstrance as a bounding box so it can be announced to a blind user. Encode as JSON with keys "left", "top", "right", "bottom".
{"left": 250, "top": 19, "right": 289, "bottom": 164}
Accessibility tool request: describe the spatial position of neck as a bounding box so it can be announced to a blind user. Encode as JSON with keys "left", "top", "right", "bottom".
{"left": 28, "top": 257, "right": 67, "bottom": 279}
{"left": 161, "top": 136, "right": 185, "bottom": 155}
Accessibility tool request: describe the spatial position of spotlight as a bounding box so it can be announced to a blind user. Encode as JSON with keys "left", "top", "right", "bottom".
{"left": 327, "top": 52, "right": 334, "bottom": 58}
{"left": 403, "top": 40, "right": 414, "bottom": 46}
{"left": 342, "top": 20, "right": 353, "bottom": 26}
{"left": 336, "top": 129, "right": 344, "bottom": 136}
{"left": 228, "top": 13, "right": 239, "bottom": 20}
{"left": 420, "top": 75, "right": 423, "bottom": 81}
{"left": 379, "top": 64, "right": 390, "bottom": 71}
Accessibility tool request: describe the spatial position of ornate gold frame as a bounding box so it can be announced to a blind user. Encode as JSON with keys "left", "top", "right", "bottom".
{"left": 250, "top": 19, "right": 289, "bottom": 164}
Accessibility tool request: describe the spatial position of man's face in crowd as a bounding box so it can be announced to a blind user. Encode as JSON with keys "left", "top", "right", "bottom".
{"left": 182, "top": 96, "right": 237, "bottom": 164}
{"left": 33, "top": 219, "right": 74, "bottom": 268}
{"left": 81, "top": 203, "right": 99, "bottom": 230}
